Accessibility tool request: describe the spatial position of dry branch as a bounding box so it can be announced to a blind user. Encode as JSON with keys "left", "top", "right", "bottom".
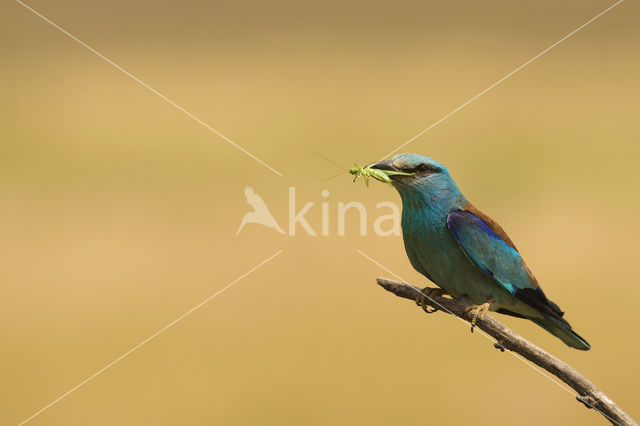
{"left": 377, "top": 277, "right": 637, "bottom": 426}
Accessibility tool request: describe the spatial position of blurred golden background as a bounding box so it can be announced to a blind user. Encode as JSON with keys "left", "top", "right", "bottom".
{"left": 2, "top": 0, "right": 639, "bottom": 424}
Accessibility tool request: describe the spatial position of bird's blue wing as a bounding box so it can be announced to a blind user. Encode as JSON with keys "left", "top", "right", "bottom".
{"left": 447, "top": 208, "right": 589, "bottom": 349}
{"left": 446, "top": 209, "right": 534, "bottom": 295}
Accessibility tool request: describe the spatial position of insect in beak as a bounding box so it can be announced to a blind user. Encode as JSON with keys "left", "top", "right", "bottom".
{"left": 349, "top": 163, "right": 414, "bottom": 186}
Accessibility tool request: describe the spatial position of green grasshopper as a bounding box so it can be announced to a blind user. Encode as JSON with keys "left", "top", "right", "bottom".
{"left": 349, "top": 163, "right": 415, "bottom": 186}
{"left": 350, "top": 163, "right": 391, "bottom": 186}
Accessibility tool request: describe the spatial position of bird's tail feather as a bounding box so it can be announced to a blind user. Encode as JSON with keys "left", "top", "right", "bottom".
{"left": 531, "top": 316, "right": 591, "bottom": 351}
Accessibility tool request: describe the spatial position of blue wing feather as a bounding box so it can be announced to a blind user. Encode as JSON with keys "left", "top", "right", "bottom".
{"left": 446, "top": 210, "right": 534, "bottom": 296}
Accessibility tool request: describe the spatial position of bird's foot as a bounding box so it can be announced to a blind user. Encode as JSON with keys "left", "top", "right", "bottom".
{"left": 463, "top": 299, "right": 494, "bottom": 332}
{"left": 415, "top": 287, "right": 446, "bottom": 314}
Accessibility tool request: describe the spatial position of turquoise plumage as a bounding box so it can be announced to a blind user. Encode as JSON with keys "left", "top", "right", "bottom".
{"left": 371, "top": 153, "right": 590, "bottom": 350}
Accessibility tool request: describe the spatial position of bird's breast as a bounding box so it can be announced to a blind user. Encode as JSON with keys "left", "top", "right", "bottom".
{"left": 401, "top": 207, "right": 489, "bottom": 301}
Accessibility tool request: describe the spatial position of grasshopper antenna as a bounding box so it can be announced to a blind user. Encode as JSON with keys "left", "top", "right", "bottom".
{"left": 302, "top": 144, "right": 349, "bottom": 180}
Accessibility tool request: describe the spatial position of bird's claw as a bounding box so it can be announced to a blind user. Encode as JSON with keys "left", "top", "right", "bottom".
{"left": 415, "top": 287, "right": 445, "bottom": 314}
{"left": 463, "top": 299, "right": 493, "bottom": 333}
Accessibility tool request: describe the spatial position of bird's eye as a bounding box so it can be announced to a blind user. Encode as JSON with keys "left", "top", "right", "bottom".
{"left": 417, "top": 164, "right": 429, "bottom": 173}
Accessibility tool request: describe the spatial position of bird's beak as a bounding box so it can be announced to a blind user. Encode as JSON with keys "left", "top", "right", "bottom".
{"left": 369, "top": 160, "right": 414, "bottom": 181}
{"left": 369, "top": 160, "right": 399, "bottom": 173}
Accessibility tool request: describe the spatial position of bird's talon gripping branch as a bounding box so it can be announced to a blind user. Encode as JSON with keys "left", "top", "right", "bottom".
{"left": 464, "top": 299, "right": 493, "bottom": 333}
{"left": 415, "top": 293, "right": 436, "bottom": 313}
{"left": 463, "top": 305, "right": 475, "bottom": 329}
{"left": 415, "top": 287, "right": 446, "bottom": 314}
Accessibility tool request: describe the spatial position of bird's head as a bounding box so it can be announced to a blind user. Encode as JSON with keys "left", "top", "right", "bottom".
{"left": 370, "top": 153, "right": 448, "bottom": 186}
{"left": 370, "top": 153, "right": 464, "bottom": 207}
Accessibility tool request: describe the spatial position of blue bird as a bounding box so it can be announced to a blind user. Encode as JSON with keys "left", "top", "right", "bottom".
{"left": 370, "top": 153, "right": 590, "bottom": 350}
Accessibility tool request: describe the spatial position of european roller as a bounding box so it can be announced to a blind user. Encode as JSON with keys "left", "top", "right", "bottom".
{"left": 370, "top": 153, "right": 590, "bottom": 350}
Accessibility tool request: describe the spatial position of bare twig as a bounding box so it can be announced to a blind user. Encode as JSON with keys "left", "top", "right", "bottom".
{"left": 377, "top": 277, "right": 637, "bottom": 426}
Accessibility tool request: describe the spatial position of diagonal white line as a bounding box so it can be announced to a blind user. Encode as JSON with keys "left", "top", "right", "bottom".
{"left": 16, "top": 0, "right": 283, "bottom": 177}
{"left": 355, "top": 249, "right": 622, "bottom": 426}
{"left": 380, "top": 0, "right": 624, "bottom": 160}
{"left": 18, "top": 249, "right": 283, "bottom": 426}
